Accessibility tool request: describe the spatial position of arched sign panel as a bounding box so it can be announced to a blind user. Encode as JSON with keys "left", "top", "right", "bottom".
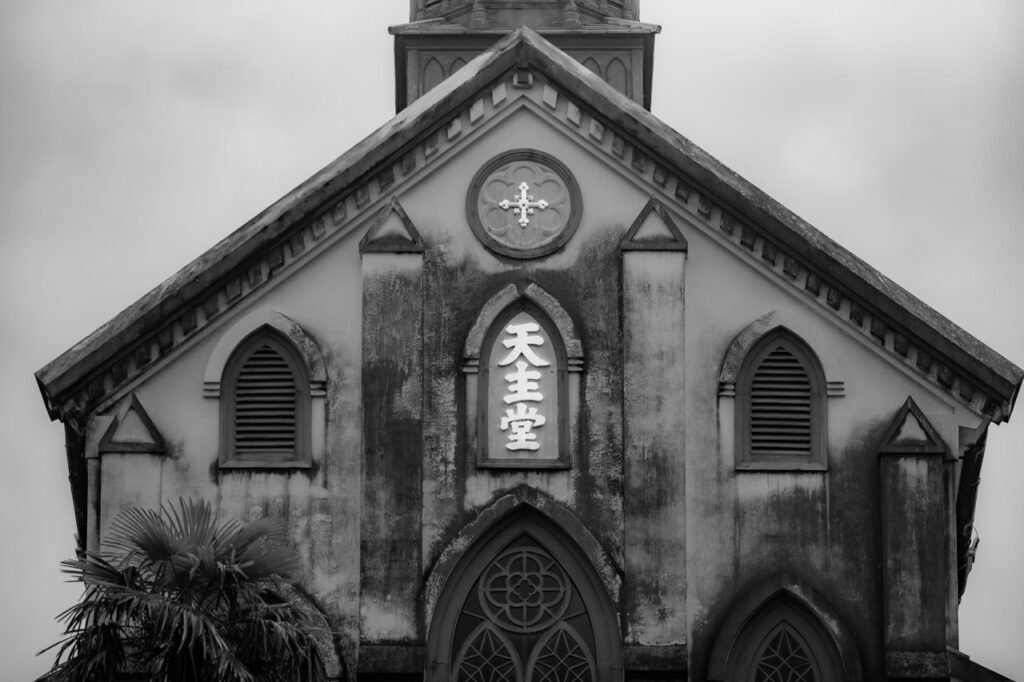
{"left": 481, "top": 306, "right": 566, "bottom": 466}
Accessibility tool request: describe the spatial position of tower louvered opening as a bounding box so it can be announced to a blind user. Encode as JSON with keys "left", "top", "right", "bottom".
{"left": 749, "top": 344, "right": 813, "bottom": 457}
{"left": 234, "top": 343, "right": 298, "bottom": 457}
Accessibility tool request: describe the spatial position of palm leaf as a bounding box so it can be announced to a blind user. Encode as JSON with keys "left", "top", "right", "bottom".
{"left": 38, "top": 498, "right": 329, "bottom": 682}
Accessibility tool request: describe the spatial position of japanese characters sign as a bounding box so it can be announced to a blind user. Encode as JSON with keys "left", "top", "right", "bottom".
{"left": 486, "top": 310, "right": 560, "bottom": 462}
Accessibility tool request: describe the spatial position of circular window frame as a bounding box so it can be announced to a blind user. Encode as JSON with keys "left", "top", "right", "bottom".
{"left": 466, "top": 149, "right": 582, "bottom": 259}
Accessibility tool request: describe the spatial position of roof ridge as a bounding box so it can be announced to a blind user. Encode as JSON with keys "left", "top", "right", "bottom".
{"left": 35, "top": 26, "right": 1022, "bottom": 426}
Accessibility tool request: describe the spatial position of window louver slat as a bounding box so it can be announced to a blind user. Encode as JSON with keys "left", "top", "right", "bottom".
{"left": 750, "top": 345, "right": 812, "bottom": 456}
{"left": 234, "top": 344, "right": 296, "bottom": 454}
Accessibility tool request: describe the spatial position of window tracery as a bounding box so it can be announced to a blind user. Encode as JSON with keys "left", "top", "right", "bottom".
{"left": 753, "top": 626, "right": 817, "bottom": 682}
{"left": 451, "top": 536, "right": 597, "bottom": 682}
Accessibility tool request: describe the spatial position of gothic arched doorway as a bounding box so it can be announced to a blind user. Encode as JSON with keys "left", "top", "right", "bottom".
{"left": 426, "top": 509, "right": 623, "bottom": 681}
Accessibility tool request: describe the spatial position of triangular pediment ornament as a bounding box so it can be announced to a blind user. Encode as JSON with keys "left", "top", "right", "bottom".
{"left": 619, "top": 197, "right": 688, "bottom": 252}
{"left": 99, "top": 393, "right": 166, "bottom": 455}
{"left": 359, "top": 197, "right": 425, "bottom": 253}
{"left": 878, "top": 397, "right": 948, "bottom": 456}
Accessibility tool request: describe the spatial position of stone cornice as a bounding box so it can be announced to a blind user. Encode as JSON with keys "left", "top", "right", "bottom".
{"left": 518, "top": 76, "right": 1016, "bottom": 422}
{"left": 37, "top": 28, "right": 1020, "bottom": 428}
{"left": 40, "top": 72, "right": 529, "bottom": 426}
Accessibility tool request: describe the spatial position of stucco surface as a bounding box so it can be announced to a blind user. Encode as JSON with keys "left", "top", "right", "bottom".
{"left": 67, "top": 42, "right": 1002, "bottom": 679}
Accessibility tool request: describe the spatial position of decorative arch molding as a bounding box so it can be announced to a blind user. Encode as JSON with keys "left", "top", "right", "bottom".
{"left": 464, "top": 281, "right": 583, "bottom": 365}
{"left": 280, "top": 583, "right": 347, "bottom": 680}
{"left": 718, "top": 313, "right": 841, "bottom": 470}
{"left": 718, "top": 310, "right": 844, "bottom": 397}
{"left": 423, "top": 485, "right": 621, "bottom": 634}
{"left": 706, "top": 573, "right": 863, "bottom": 681}
{"left": 423, "top": 57, "right": 445, "bottom": 93}
{"left": 424, "top": 487, "right": 623, "bottom": 681}
{"left": 203, "top": 308, "right": 326, "bottom": 398}
{"left": 605, "top": 57, "right": 629, "bottom": 96}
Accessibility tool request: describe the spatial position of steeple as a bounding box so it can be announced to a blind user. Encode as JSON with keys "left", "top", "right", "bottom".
{"left": 391, "top": 0, "right": 659, "bottom": 111}
{"left": 408, "top": 0, "right": 639, "bottom": 24}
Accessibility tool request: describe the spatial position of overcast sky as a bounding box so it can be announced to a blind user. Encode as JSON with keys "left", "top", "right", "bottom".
{"left": 1, "top": 1, "right": 1021, "bottom": 679}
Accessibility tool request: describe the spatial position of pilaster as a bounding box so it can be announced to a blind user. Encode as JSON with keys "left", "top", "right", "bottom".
{"left": 878, "top": 398, "right": 952, "bottom": 679}
{"left": 619, "top": 197, "right": 688, "bottom": 671}
{"left": 359, "top": 218, "right": 425, "bottom": 657}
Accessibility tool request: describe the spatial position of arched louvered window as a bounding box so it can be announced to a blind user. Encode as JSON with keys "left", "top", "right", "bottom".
{"left": 736, "top": 331, "right": 826, "bottom": 470}
{"left": 220, "top": 329, "right": 311, "bottom": 468}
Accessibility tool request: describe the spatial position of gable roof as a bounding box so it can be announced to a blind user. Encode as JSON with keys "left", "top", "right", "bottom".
{"left": 36, "top": 27, "right": 1022, "bottom": 427}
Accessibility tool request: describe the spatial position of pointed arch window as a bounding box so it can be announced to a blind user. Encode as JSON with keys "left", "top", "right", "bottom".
{"left": 736, "top": 330, "right": 827, "bottom": 470}
{"left": 426, "top": 507, "right": 622, "bottom": 681}
{"left": 446, "top": 534, "right": 602, "bottom": 682}
{"left": 723, "top": 596, "right": 846, "bottom": 682}
{"left": 220, "top": 329, "right": 311, "bottom": 468}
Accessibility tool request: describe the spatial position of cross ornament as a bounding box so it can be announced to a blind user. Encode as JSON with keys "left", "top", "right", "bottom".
{"left": 498, "top": 181, "right": 549, "bottom": 227}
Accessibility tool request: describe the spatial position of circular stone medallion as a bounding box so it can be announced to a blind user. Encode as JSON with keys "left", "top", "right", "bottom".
{"left": 467, "top": 149, "right": 581, "bottom": 259}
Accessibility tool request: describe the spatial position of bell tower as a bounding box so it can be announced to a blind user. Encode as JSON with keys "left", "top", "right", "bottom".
{"left": 391, "top": 0, "right": 659, "bottom": 111}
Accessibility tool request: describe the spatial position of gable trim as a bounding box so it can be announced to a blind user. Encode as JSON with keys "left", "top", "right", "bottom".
{"left": 619, "top": 195, "right": 688, "bottom": 251}
{"left": 719, "top": 311, "right": 844, "bottom": 398}
{"left": 203, "top": 308, "right": 327, "bottom": 399}
{"left": 512, "top": 34, "right": 1019, "bottom": 420}
{"left": 359, "top": 196, "right": 425, "bottom": 253}
{"left": 878, "top": 397, "right": 950, "bottom": 457}
{"left": 36, "top": 27, "right": 1021, "bottom": 429}
{"left": 98, "top": 393, "right": 166, "bottom": 455}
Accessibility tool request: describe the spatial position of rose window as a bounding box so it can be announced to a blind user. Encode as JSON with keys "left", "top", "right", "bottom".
{"left": 480, "top": 547, "right": 571, "bottom": 633}
{"left": 467, "top": 149, "right": 581, "bottom": 259}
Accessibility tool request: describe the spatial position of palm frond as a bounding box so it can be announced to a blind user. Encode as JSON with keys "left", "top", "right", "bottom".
{"left": 38, "top": 497, "right": 330, "bottom": 682}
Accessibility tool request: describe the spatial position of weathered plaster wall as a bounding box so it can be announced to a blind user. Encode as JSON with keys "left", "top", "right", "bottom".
{"left": 87, "top": 225, "right": 365, "bottom": 672}
{"left": 82, "top": 88, "right": 990, "bottom": 679}
{"left": 679, "top": 210, "right": 983, "bottom": 679}
{"left": 399, "top": 108, "right": 647, "bottom": 592}
{"left": 621, "top": 249, "right": 687, "bottom": 652}
{"left": 360, "top": 251, "right": 423, "bottom": 645}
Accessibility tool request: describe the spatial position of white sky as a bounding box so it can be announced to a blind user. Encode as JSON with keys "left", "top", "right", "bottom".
{"left": 1, "top": 1, "right": 1022, "bottom": 679}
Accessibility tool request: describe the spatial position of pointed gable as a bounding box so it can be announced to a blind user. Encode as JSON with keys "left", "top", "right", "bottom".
{"left": 360, "top": 198, "right": 425, "bottom": 253}
{"left": 879, "top": 397, "right": 948, "bottom": 456}
{"left": 26, "top": 15, "right": 1024, "bottom": 677}
{"left": 35, "top": 27, "right": 1021, "bottom": 430}
{"left": 620, "top": 197, "right": 687, "bottom": 251}
{"left": 98, "top": 394, "right": 166, "bottom": 455}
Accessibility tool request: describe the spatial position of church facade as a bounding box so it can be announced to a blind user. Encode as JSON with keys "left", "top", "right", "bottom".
{"left": 36, "top": 3, "right": 1021, "bottom": 680}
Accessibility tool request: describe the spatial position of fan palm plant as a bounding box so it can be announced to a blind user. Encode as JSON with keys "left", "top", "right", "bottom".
{"left": 38, "top": 498, "right": 328, "bottom": 682}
